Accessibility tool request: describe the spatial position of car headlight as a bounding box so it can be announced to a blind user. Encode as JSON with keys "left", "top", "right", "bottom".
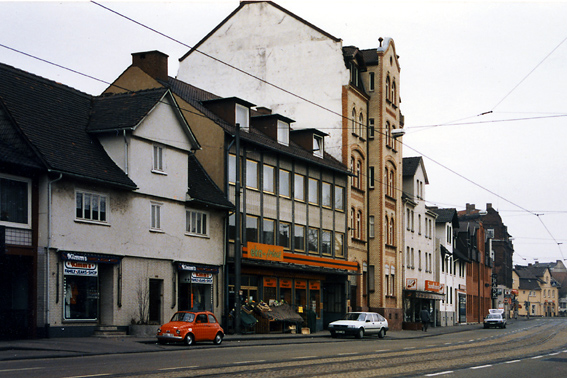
{"left": 176, "top": 329, "right": 181, "bottom": 335}
{"left": 157, "top": 328, "right": 161, "bottom": 333}
{"left": 348, "top": 325, "right": 356, "bottom": 328}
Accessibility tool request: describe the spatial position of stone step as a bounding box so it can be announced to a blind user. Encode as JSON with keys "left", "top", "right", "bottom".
{"left": 93, "top": 325, "right": 129, "bottom": 338}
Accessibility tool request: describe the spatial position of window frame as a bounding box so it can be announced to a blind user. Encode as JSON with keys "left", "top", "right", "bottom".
{"left": 334, "top": 185, "right": 344, "bottom": 211}
{"left": 186, "top": 209, "right": 209, "bottom": 237}
{"left": 313, "top": 135, "right": 324, "bottom": 158}
{"left": 321, "top": 182, "right": 332, "bottom": 208}
{"left": 308, "top": 178, "right": 319, "bottom": 205}
{"left": 279, "top": 169, "right": 291, "bottom": 198}
{"left": 294, "top": 173, "right": 305, "bottom": 202}
{"left": 245, "top": 215, "right": 259, "bottom": 243}
{"left": 262, "top": 218, "right": 275, "bottom": 245}
{"left": 334, "top": 232, "right": 345, "bottom": 257}
{"left": 75, "top": 189, "right": 108, "bottom": 224}
{"left": 0, "top": 174, "right": 31, "bottom": 228}
{"left": 150, "top": 201, "right": 163, "bottom": 231}
{"left": 246, "top": 159, "right": 259, "bottom": 190}
{"left": 308, "top": 227, "right": 319, "bottom": 254}
{"left": 278, "top": 221, "right": 291, "bottom": 250}
{"left": 277, "top": 120, "right": 289, "bottom": 146}
{"left": 263, "top": 164, "right": 275, "bottom": 194}
{"left": 321, "top": 230, "right": 332, "bottom": 256}
{"left": 152, "top": 144, "right": 165, "bottom": 174}
{"left": 236, "top": 103, "right": 250, "bottom": 132}
{"left": 293, "top": 224, "right": 306, "bottom": 252}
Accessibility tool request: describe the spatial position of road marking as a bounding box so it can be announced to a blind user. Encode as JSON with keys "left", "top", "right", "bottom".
{"left": 159, "top": 366, "right": 198, "bottom": 370}
{"left": 444, "top": 342, "right": 452, "bottom": 345}
{"left": 65, "top": 375, "right": 110, "bottom": 378}
{"left": 469, "top": 340, "right": 475, "bottom": 342}
{"left": 531, "top": 355, "right": 543, "bottom": 359}
{"left": 505, "top": 360, "right": 521, "bottom": 364}
{"left": 425, "top": 371, "right": 454, "bottom": 376}
{"left": 548, "top": 352, "right": 560, "bottom": 356}
{"left": 470, "top": 365, "right": 492, "bottom": 370}
{"left": 235, "top": 360, "right": 266, "bottom": 364}
{"left": 0, "top": 368, "right": 42, "bottom": 373}
{"left": 404, "top": 347, "right": 416, "bottom": 350}
{"left": 293, "top": 356, "right": 317, "bottom": 359}
{"left": 338, "top": 352, "right": 357, "bottom": 356}
{"left": 375, "top": 349, "right": 388, "bottom": 353}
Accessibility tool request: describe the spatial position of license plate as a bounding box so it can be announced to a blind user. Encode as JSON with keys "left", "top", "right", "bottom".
{"left": 335, "top": 330, "right": 345, "bottom": 334}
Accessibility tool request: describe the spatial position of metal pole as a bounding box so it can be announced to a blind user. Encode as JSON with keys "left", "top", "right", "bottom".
{"left": 234, "top": 123, "right": 242, "bottom": 334}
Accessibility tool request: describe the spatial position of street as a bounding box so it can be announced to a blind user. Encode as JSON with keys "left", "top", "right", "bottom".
{"left": 1, "top": 318, "right": 566, "bottom": 377}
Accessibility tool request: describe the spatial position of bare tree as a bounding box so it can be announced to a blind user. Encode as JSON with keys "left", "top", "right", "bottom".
{"left": 136, "top": 278, "right": 150, "bottom": 324}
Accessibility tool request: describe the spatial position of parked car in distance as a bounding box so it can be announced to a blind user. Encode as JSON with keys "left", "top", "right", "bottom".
{"left": 328, "top": 312, "right": 389, "bottom": 339}
{"left": 157, "top": 311, "right": 224, "bottom": 346}
{"left": 484, "top": 309, "right": 506, "bottom": 329}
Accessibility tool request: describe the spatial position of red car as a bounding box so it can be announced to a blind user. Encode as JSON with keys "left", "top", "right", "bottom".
{"left": 157, "top": 311, "right": 224, "bottom": 346}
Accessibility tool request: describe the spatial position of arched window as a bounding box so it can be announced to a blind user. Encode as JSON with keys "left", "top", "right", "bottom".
{"left": 389, "top": 217, "right": 395, "bottom": 245}
{"left": 389, "top": 170, "right": 394, "bottom": 197}
{"left": 350, "top": 208, "right": 355, "bottom": 238}
{"left": 350, "top": 156, "right": 355, "bottom": 187}
{"left": 352, "top": 108, "right": 357, "bottom": 134}
{"left": 359, "top": 112, "right": 364, "bottom": 136}
{"left": 385, "top": 75, "right": 391, "bottom": 102}
{"left": 356, "top": 160, "right": 362, "bottom": 189}
{"left": 386, "top": 121, "right": 391, "bottom": 147}
{"left": 356, "top": 210, "right": 362, "bottom": 239}
{"left": 392, "top": 79, "right": 397, "bottom": 106}
{"left": 384, "top": 167, "right": 389, "bottom": 195}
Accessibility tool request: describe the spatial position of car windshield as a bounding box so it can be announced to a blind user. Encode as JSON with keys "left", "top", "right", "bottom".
{"left": 345, "top": 313, "right": 366, "bottom": 321}
{"left": 486, "top": 314, "right": 501, "bottom": 320}
{"left": 171, "top": 312, "right": 195, "bottom": 322}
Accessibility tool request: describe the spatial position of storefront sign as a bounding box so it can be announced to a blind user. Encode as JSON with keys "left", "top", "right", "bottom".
{"left": 64, "top": 261, "right": 98, "bottom": 276}
{"left": 191, "top": 273, "right": 213, "bottom": 284}
{"left": 406, "top": 278, "right": 417, "bottom": 290}
{"left": 459, "top": 284, "right": 467, "bottom": 291}
{"left": 425, "top": 280, "right": 444, "bottom": 294}
{"left": 177, "top": 263, "right": 219, "bottom": 274}
{"left": 295, "top": 280, "right": 307, "bottom": 289}
{"left": 246, "top": 242, "right": 284, "bottom": 262}
{"left": 280, "top": 278, "right": 292, "bottom": 288}
{"left": 264, "top": 277, "right": 277, "bottom": 287}
{"left": 61, "top": 251, "right": 121, "bottom": 265}
{"left": 309, "top": 281, "right": 320, "bottom": 290}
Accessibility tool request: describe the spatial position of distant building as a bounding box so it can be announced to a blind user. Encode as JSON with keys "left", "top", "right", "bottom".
{"left": 513, "top": 264, "right": 559, "bottom": 317}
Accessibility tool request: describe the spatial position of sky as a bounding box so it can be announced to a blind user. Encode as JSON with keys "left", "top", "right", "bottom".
{"left": 1, "top": 0, "right": 566, "bottom": 266}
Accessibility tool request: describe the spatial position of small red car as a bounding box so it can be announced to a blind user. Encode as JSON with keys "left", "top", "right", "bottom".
{"left": 157, "top": 311, "right": 224, "bottom": 346}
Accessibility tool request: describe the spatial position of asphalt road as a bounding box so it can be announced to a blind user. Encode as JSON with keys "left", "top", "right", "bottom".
{"left": 1, "top": 318, "right": 566, "bottom": 377}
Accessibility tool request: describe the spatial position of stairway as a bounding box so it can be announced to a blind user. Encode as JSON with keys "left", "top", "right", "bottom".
{"left": 93, "top": 325, "right": 128, "bottom": 337}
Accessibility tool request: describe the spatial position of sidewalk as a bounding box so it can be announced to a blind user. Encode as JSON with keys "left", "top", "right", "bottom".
{"left": 0, "top": 321, "right": 506, "bottom": 362}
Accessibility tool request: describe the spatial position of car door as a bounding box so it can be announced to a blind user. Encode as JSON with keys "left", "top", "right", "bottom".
{"left": 193, "top": 313, "right": 210, "bottom": 341}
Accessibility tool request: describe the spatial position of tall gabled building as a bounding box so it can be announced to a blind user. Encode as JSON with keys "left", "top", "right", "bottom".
{"left": 176, "top": 0, "right": 404, "bottom": 329}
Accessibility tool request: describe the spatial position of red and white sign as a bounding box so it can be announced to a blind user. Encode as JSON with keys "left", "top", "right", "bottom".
{"left": 406, "top": 278, "right": 417, "bottom": 290}
{"left": 425, "top": 280, "right": 444, "bottom": 294}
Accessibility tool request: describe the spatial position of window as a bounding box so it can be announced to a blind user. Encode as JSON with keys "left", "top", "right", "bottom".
{"left": 263, "top": 165, "right": 275, "bottom": 193}
{"left": 368, "top": 118, "right": 375, "bottom": 139}
{"left": 411, "top": 248, "right": 415, "bottom": 268}
{"left": 246, "top": 159, "right": 258, "bottom": 189}
{"left": 351, "top": 157, "right": 357, "bottom": 188}
{"left": 386, "top": 121, "right": 391, "bottom": 148}
{"left": 150, "top": 202, "right": 162, "bottom": 230}
{"left": 236, "top": 103, "right": 249, "bottom": 132}
{"left": 356, "top": 210, "right": 362, "bottom": 239}
{"left": 294, "top": 225, "right": 305, "bottom": 252}
{"left": 152, "top": 145, "right": 164, "bottom": 172}
{"left": 308, "top": 178, "right": 319, "bottom": 205}
{"left": 392, "top": 80, "right": 397, "bottom": 106}
{"left": 186, "top": 210, "right": 208, "bottom": 236}
{"left": 294, "top": 174, "right": 305, "bottom": 201}
{"left": 245, "top": 215, "right": 258, "bottom": 243}
{"left": 279, "top": 169, "right": 291, "bottom": 197}
{"left": 321, "top": 230, "right": 332, "bottom": 256}
{"left": 263, "top": 218, "right": 275, "bottom": 245}
{"left": 313, "top": 135, "right": 323, "bottom": 158}
{"left": 308, "top": 228, "right": 319, "bottom": 254}
{"left": 368, "top": 166, "right": 375, "bottom": 189}
{"left": 386, "top": 75, "right": 391, "bottom": 102}
{"left": 418, "top": 250, "right": 422, "bottom": 271}
{"left": 335, "top": 185, "right": 344, "bottom": 211}
{"left": 418, "top": 214, "right": 422, "bottom": 235}
{"left": 335, "top": 232, "right": 344, "bottom": 257}
{"left": 389, "top": 170, "right": 395, "bottom": 197}
{"left": 369, "top": 72, "right": 375, "bottom": 91}
{"left": 350, "top": 208, "right": 355, "bottom": 238}
{"left": 0, "top": 175, "right": 30, "bottom": 226}
{"left": 228, "top": 154, "right": 237, "bottom": 184}
{"left": 322, "top": 182, "right": 332, "bottom": 208}
{"left": 369, "top": 215, "right": 375, "bottom": 238}
{"left": 75, "top": 191, "right": 107, "bottom": 223}
{"left": 389, "top": 218, "right": 395, "bottom": 245}
{"left": 406, "top": 247, "right": 411, "bottom": 268}
{"left": 64, "top": 274, "right": 98, "bottom": 321}
{"left": 356, "top": 160, "right": 362, "bottom": 189}
{"left": 277, "top": 120, "right": 289, "bottom": 146}
{"left": 228, "top": 213, "right": 236, "bottom": 241}
{"left": 278, "top": 222, "right": 291, "bottom": 249}
{"left": 358, "top": 113, "right": 364, "bottom": 136}
{"left": 351, "top": 108, "right": 357, "bottom": 134}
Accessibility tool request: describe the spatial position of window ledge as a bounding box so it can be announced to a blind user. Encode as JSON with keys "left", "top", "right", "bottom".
{"left": 149, "top": 229, "right": 165, "bottom": 234}
{"left": 151, "top": 170, "right": 168, "bottom": 176}
{"left": 185, "top": 232, "right": 210, "bottom": 239}
{"left": 74, "top": 219, "right": 110, "bottom": 227}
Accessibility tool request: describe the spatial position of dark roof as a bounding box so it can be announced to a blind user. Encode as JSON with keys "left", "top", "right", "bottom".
{"left": 518, "top": 277, "right": 542, "bottom": 291}
{"left": 431, "top": 208, "right": 459, "bottom": 228}
{"left": 361, "top": 49, "right": 379, "bottom": 65}
{"left": 187, "top": 154, "right": 233, "bottom": 210}
{"left": 179, "top": 1, "right": 342, "bottom": 62}
{"left": 162, "top": 77, "right": 349, "bottom": 175}
{"left": 403, "top": 156, "right": 422, "bottom": 177}
{"left": 0, "top": 62, "right": 136, "bottom": 189}
{"left": 88, "top": 88, "right": 169, "bottom": 133}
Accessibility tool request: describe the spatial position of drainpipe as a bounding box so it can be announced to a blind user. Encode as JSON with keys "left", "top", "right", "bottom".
{"left": 123, "top": 130, "right": 129, "bottom": 175}
{"left": 46, "top": 172, "right": 63, "bottom": 337}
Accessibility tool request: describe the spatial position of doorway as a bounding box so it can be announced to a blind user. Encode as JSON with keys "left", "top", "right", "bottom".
{"left": 149, "top": 279, "right": 162, "bottom": 324}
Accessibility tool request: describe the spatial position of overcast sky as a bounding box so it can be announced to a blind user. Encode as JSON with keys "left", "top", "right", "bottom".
{"left": 2, "top": 0, "right": 566, "bottom": 266}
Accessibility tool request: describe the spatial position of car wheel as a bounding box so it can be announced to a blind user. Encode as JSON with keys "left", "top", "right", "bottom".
{"left": 378, "top": 328, "right": 385, "bottom": 339}
{"left": 330, "top": 331, "right": 337, "bottom": 338}
{"left": 484, "top": 324, "right": 488, "bottom": 329}
{"left": 184, "top": 334, "right": 194, "bottom": 346}
{"left": 356, "top": 328, "right": 364, "bottom": 339}
{"left": 502, "top": 324, "right": 506, "bottom": 329}
{"left": 213, "top": 332, "right": 223, "bottom": 345}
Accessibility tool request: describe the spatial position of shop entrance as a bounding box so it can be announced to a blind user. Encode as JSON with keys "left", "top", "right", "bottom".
{"left": 148, "top": 279, "right": 162, "bottom": 324}
{"left": 0, "top": 254, "right": 33, "bottom": 339}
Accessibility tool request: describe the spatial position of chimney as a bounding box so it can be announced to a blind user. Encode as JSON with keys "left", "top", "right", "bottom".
{"left": 132, "top": 51, "right": 169, "bottom": 82}
{"left": 466, "top": 203, "right": 476, "bottom": 214}
{"left": 487, "top": 203, "right": 493, "bottom": 210}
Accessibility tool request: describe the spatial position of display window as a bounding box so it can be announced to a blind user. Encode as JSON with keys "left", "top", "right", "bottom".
{"left": 64, "top": 272, "right": 98, "bottom": 321}
{"left": 309, "top": 280, "right": 321, "bottom": 318}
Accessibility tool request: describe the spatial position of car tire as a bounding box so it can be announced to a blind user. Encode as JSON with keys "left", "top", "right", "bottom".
{"left": 502, "top": 324, "right": 506, "bottom": 329}
{"left": 184, "top": 334, "right": 194, "bottom": 346}
{"left": 356, "top": 328, "right": 364, "bottom": 339}
{"left": 213, "top": 332, "right": 223, "bottom": 345}
{"left": 378, "top": 328, "right": 385, "bottom": 339}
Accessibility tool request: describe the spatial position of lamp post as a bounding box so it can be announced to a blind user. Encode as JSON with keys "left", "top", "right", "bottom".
{"left": 234, "top": 122, "right": 242, "bottom": 334}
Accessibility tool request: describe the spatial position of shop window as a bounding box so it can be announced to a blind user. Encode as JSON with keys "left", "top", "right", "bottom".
{"left": 294, "top": 224, "right": 305, "bottom": 252}
{"left": 263, "top": 277, "right": 277, "bottom": 305}
{"left": 279, "top": 169, "right": 291, "bottom": 197}
{"left": 294, "top": 174, "right": 305, "bottom": 201}
{"left": 280, "top": 278, "right": 292, "bottom": 304}
{"left": 321, "top": 230, "right": 332, "bottom": 256}
{"left": 64, "top": 273, "right": 98, "bottom": 321}
{"left": 76, "top": 190, "right": 107, "bottom": 223}
{"left": 263, "top": 218, "right": 275, "bottom": 245}
{"left": 308, "top": 228, "right": 319, "bottom": 254}
{"left": 0, "top": 175, "right": 30, "bottom": 226}
{"left": 186, "top": 210, "right": 208, "bottom": 236}
{"left": 310, "top": 281, "right": 321, "bottom": 318}
{"left": 278, "top": 221, "right": 291, "bottom": 249}
{"left": 245, "top": 215, "right": 258, "bottom": 243}
{"left": 295, "top": 280, "right": 307, "bottom": 312}
{"left": 263, "top": 165, "right": 275, "bottom": 193}
{"left": 322, "top": 182, "right": 332, "bottom": 208}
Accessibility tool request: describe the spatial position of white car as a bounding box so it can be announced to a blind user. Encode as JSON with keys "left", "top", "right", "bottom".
{"left": 484, "top": 309, "right": 506, "bottom": 329}
{"left": 328, "top": 312, "right": 389, "bottom": 339}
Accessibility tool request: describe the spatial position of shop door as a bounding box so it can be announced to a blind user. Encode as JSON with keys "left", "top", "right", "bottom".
{"left": 98, "top": 264, "right": 114, "bottom": 325}
{"left": 0, "top": 255, "right": 32, "bottom": 339}
{"left": 149, "top": 279, "right": 162, "bottom": 324}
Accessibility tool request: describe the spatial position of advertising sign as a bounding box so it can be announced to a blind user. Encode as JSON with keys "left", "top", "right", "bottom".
{"left": 406, "top": 278, "right": 417, "bottom": 290}
{"left": 425, "top": 280, "right": 444, "bottom": 294}
{"left": 246, "top": 242, "right": 284, "bottom": 262}
{"left": 64, "top": 261, "right": 98, "bottom": 276}
{"left": 191, "top": 273, "right": 213, "bottom": 284}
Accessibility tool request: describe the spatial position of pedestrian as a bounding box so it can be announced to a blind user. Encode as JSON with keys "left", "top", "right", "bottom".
{"left": 420, "top": 307, "right": 430, "bottom": 332}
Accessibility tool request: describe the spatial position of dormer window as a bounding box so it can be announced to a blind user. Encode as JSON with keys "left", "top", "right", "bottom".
{"left": 236, "top": 103, "right": 249, "bottom": 132}
{"left": 277, "top": 120, "right": 289, "bottom": 146}
{"left": 313, "top": 134, "right": 323, "bottom": 158}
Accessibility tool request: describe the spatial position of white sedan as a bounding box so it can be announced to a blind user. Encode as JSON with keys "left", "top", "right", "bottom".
{"left": 328, "top": 312, "right": 389, "bottom": 339}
